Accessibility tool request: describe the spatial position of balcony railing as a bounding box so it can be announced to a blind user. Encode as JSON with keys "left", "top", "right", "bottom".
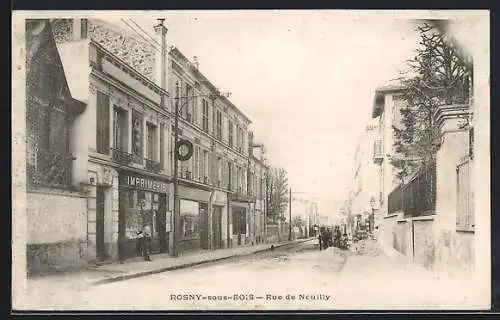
{"left": 27, "top": 150, "right": 74, "bottom": 188}
{"left": 183, "top": 171, "right": 192, "bottom": 180}
{"left": 111, "top": 148, "right": 133, "bottom": 165}
{"left": 203, "top": 176, "right": 209, "bottom": 185}
{"left": 145, "top": 158, "right": 161, "bottom": 173}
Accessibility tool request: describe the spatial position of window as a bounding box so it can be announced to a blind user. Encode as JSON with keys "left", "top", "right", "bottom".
{"left": 203, "top": 150, "right": 209, "bottom": 180}
{"left": 113, "top": 107, "right": 128, "bottom": 151}
{"left": 216, "top": 110, "right": 222, "bottom": 140}
{"left": 228, "top": 161, "right": 233, "bottom": 190}
{"left": 81, "top": 19, "right": 88, "bottom": 39}
{"left": 217, "top": 157, "right": 222, "bottom": 185}
{"left": 456, "top": 159, "right": 474, "bottom": 230}
{"left": 194, "top": 146, "right": 199, "bottom": 181}
{"left": 146, "top": 123, "right": 156, "bottom": 161}
{"left": 180, "top": 200, "right": 200, "bottom": 239}
{"left": 228, "top": 120, "right": 234, "bottom": 147}
{"left": 185, "top": 84, "right": 193, "bottom": 122}
{"left": 202, "top": 100, "right": 209, "bottom": 132}
{"left": 238, "top": 127, "right": 244, "bottom": 152}
{"left": 131, "top": 110, "right": 143, "bottom": 163}
{"left": 96, "top": 91, "right": 110, "bottom": 155}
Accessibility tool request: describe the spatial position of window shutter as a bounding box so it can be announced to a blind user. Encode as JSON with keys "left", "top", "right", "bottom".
{"left": 96, "top": 91, "right": 110, "bottom": 154}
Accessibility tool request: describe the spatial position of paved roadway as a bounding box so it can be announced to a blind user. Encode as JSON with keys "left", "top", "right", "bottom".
{"left": 23, "top": 239, "right": 350, "bottom": 310}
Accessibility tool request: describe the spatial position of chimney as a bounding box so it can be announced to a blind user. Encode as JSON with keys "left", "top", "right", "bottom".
{"left": 193, "top": 56, "right": 199, "bottom": 69}
{"left": 154, "top": 18, "right": 168, "bottom": 93}
{"left": 72, "top": 19, "right": 89, "bottom": 40}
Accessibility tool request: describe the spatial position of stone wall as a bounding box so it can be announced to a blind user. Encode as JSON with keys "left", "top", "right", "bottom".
{"left": 27, "top": 189, "right": 88, "bottom": 274}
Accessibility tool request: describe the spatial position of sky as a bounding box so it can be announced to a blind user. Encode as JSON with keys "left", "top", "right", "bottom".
{"left": 93, "top": 11, "right": 483, "bottom": 218}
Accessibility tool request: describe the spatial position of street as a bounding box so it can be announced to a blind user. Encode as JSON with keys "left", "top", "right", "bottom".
{"left": 22, "top": 239, "right": 481, "bottom": 310}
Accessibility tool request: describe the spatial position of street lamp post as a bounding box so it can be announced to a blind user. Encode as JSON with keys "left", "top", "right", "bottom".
{"left": 172, "top": 82, "right": 181, "bottom": 257}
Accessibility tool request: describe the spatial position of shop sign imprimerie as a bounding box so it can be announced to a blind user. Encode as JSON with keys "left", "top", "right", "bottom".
{"left": 122, "top": 173, "right": 169, "bottom": 193}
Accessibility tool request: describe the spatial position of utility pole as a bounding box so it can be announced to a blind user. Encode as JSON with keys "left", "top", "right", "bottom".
{"left": 172, "top": 81, "right": 180, "bottom": 257}
{"left": 289, "top": 188, "right": 292, "bottom": 241}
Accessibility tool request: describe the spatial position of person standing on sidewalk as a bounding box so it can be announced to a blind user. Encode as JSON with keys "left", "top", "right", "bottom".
{"left": 142, "top": 224, "right": 152, "bottom": 261}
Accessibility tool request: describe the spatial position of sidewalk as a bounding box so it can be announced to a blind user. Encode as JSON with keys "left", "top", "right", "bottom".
{"left": 29, "top": 237, "right": 314, "bottom": 287}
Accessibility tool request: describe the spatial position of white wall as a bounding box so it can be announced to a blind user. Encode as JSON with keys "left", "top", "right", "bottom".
{"left": 27, "top": 191, "right": 87, "bottom": 244}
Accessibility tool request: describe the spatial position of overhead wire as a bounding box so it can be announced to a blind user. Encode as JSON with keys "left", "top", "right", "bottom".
{"left": 129, "top": 18, "right": 164, "bottom": 50}
{"left": 119, "top": 18, "right": 162, "bottom": 55}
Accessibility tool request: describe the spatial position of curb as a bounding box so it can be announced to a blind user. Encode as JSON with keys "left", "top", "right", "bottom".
{"left": 92, "top": 238, "right": 314, "bottom": 285}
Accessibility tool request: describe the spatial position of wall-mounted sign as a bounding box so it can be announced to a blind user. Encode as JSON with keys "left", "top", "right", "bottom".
{"left": 176, "top": 139, "right": 194, "bottom": 161}
{"left": 121, "top": 172, "right": 169, "bottom": 193}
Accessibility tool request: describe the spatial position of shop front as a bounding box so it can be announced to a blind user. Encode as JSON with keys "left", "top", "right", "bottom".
{"left": 118, "top": 170, "right": 170, "bottom": 261}
{"left": 231, "top": 202, "right": 249, "bottom": 246}
{"left": 178, "top": 185, "right": 212, "bottom": 253}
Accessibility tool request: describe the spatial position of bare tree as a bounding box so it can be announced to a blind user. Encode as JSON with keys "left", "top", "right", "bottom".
{"left": 265, "top": 167, "right": 289, "bottom": 223}
{"left": 392, "top": 21, "right": 473, "bottom": 181}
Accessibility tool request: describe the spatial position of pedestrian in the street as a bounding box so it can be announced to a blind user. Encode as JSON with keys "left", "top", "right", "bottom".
{"left": 142, "top": 224, "right": 152, "bottom": 261}
{"left": 136, "top": 230, "right": 144, "bottom": 257}
{"left": 318, "top": 232, "right": 322, "bottom": 250}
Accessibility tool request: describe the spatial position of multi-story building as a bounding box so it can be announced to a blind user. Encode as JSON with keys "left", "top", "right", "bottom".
{"left": 371, "top": 84, "right": 405, "bottom": 217}
{"left": 350, "top": 120, "right": 380, "bottom": 229}
{"left": 35, "top": 18, "right": 267, "bottom": 271}
{"left": 25, "top": 19, "right": 88, "bottom": 274}
{"left": 248, "top": 132, "right": 268, "bottom": 245}
{"left": 51, "top": 18, "right": 172, "bottom": 263}
{"left": 167, "top": 46, "right": 253, "bottom": 250}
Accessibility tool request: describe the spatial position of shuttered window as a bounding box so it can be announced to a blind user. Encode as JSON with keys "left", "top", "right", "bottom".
{"left": 96, "top": 91, "right": 110, "bottom": 155}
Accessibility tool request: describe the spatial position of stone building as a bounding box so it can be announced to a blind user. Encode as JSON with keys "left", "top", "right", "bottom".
{"left": 248, "top": 132, "right": 268, "bottom": 245}
{"left": 167, "top": 46, "right": 253, "bottom": 250}
{"left": 50, "top": 18, "right": 171, "bottom": 263}
{"left": 33, "top": 18, "right": 270, "bottom": 271}
{"left": 349, "top": 119, "right": 381, "bottom": 230}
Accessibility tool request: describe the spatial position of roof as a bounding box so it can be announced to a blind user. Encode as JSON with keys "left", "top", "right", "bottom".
{"left": 371, "top": 83, "right": 405, "bottom": 118}
{"left": 169, "top": 47, "right": 252, "bottom": 125}
{"left": 56, "top": 40, "right": 91, "bottom": 103}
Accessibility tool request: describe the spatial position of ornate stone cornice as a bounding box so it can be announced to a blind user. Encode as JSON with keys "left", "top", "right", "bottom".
{"left": 434, "top": 104, "right": 472, "bottom": 132}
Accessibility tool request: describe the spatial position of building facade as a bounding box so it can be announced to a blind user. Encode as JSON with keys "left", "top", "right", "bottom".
{"left": 50, "top": 18, "right": 172, "bottom": 263}
{"left": 371, "top": 84, "right": 406, "bottom": 217}
{"left": 30, "top": 18, "right": 270, "bottom": 273}
{"left": 350, "top": 120, "right": 381, "bottom": 229}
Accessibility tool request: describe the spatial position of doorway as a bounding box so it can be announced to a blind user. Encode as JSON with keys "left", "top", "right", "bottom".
{"left": 96, "top": 186, "right": 107, "bottom": 261}
{"left": 212, "top": 206, "right": 222, "bottom": 249}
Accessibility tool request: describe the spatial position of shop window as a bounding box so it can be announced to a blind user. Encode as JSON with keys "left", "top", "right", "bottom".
{"left": 122, "top": 189, "right": 164, "bottom": 240}
{"left": 180, "top": 200, "right": 199, "bottom": 240}
{"left": 232, "top": 208, "right": 246, "bottom": 235}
